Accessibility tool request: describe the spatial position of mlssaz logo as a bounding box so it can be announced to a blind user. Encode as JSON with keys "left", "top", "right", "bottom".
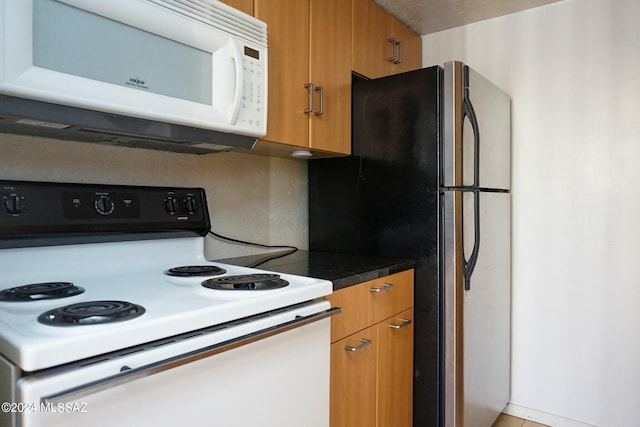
{"left": 125, "top": 77, "right": 149, "bottom": 90}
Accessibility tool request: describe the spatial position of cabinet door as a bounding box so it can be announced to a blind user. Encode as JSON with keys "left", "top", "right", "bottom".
{"left": 352, "top": 0, "right": 422, "bottom": 79}
{"left": 309, "top": 0, "right": 352, "bottom": 154}
{"left": 377, "top": 308, "right": 414, "bottom": 427}
{"left": 219, "top": 0, "right": 253, "bottom": 15}
{"left": 391, "top": 17, "right": 422, "bottom": 74}
{"left": 352, "top": 0, "right": 392, "bottom": 79}
{"left": 331, "top": 326, "right": 377, "bottom": 427}
{"left": 255, "top": 0, "right": 310, "bottom": 148}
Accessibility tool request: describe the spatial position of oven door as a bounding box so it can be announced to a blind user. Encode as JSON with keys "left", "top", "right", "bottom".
{"left": 16, "top": 300, "right": 336, "bottom": 427}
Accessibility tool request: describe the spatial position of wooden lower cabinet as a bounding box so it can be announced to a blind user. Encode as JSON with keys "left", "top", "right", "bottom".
{"left": 331, "top": 326, "right": 378, "bottom": 427}
{"left": 328, "top": 270, "right": 414, "bottom": 427}
{"left": 377, "top": 308, "right": 414, "bottom": 427}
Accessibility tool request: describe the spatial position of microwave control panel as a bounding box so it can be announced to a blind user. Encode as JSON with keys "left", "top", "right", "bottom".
{"left": 236, "top": 45, "right": 266, "bottom": 135}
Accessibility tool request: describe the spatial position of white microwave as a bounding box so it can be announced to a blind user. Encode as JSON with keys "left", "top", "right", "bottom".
{"left": 0, "top": 0, "right": 267, "bottom": 153}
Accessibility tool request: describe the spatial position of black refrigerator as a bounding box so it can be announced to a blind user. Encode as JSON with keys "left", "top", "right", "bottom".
{"left": 309, "top": 62, "right": 511, "bottom": 427}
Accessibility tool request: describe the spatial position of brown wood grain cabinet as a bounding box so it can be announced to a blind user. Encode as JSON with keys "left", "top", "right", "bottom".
{"left": 327, "top": 270, "right": 415, "bottom": 427}
{"left": 331, "top": 325, "right": 378, "bottom": 427}
{"left": 218, "top": 0, "right": 253, "bottom": 15}
{"left": 377, "top": 308, "right": 414, "bottom": 427}
{"left": 254, "top": 1, "right": 309, "bottom": 149}
{"left": 390, "top": 16, "right": 422, "bottom": 74}
{"left": 352, "top": 0, "right": 422, "bottom": 79}
{"left": 254, "top": 0, "right": 352, "bottom": 156}
{"left": 222, "top": 0, "right": 418, "bottom": 157}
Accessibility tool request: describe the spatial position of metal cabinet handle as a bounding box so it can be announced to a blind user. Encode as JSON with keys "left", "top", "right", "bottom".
{"left": 344, "top": 338, "right": 372, "bottom": 352}
{"left": 389, "top": 318, "right": 412, "bottom": 329}
{"left": 369, "top": 283, "right": 394, "bottom": 293}
{"left": 314, "top": 86, "right": 324, "bottom": 116}
{"left": 386, "top": 37, "right": 397, "bottom": 62}
{"left": 393, "top": 40, "right": 402, "bottom": 64}
{"left": 304, "top": 83, "right": 314, "bottom": 113}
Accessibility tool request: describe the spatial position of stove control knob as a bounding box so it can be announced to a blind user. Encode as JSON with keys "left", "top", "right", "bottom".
{"left": 4, "top": 194, "right": 27, "bottom": 215}
{"left": 164, "top": 197, "right": 177, "bottom": 214}
{"left": 94, "top": 195, "right": 114, "bottom": 216}
{"left": 184, "top": 197, "right": 198, "bottom": 214}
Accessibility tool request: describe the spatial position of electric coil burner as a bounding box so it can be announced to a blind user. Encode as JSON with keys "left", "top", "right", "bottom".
{"left": 0, "top": 282, "right": 85, "bottom": 302}
{"left": 165, "top": 265, "right": 227, "bottom": 277}
{"left": 37, "top": 300, "right": 146, "bottom": 326}
{"left": 202, "top": 273, "right": 289, "bottom": 291}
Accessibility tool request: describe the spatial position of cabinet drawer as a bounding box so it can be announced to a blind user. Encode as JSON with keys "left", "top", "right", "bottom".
{"left": 326, "top": 269, "right": 414, "bottom": 342}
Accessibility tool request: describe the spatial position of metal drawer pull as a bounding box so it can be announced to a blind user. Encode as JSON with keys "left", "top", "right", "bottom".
{"left": 314, "top": 86, "right": 324, "bottom": 116}
{"left": 344, "top": 338, "right": 372, "bottom": 352}
{"left": 389, "top": 318, "right": 412, "bottom": 329}
{"left": 387, "top": 37, "right": 397, "bottom": 62}
{"left": 369, "top": 283, "right": 394, "bottom": 293}
{"left": 304, "top": 82, "right": 314, "bottom": 113}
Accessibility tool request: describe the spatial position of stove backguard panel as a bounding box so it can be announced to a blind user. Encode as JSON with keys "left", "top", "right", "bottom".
{"left": 0, "top": 180, "right": 211, "bottom": 248}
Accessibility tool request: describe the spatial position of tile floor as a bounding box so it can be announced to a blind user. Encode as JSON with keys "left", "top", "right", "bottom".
{"left": 492, "top": 413, "right": 551, "bottom": 427}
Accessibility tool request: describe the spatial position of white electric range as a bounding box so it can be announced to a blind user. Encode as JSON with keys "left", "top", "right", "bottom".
{"left": 0, "top": 180, "right": 336, "bottom": 427}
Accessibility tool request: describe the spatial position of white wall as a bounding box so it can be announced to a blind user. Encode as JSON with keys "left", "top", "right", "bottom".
{"left": 0, "top": 134, "right": 308, "bottom": 258}
{"left": 422, "top": 1, "right": 640, "bottom": 426}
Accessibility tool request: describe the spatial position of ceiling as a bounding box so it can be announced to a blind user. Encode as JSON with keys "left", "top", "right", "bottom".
{"left": 373, "top": 0, "right": 565, "bottom": 35}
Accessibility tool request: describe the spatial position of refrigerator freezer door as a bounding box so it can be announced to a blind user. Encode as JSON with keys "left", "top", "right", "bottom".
{"left": 442, "top": 190, "right": 511, "bottom": 427}
{"left": 442, "top": 62, "right": 511, "bottom": 190}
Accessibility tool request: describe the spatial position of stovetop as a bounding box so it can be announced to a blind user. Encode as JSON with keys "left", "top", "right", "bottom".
{"left": 0, "top": 237, "right": 332, "bottom": 372}
{"left": 0, "top": 180, "right": 332, "bottom": 372}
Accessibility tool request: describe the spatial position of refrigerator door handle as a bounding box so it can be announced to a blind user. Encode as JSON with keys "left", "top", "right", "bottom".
{"left": 461, "top": 65, "right": 481, "bottom": 290}
{"left": 462, "top": 65, "right": 481, "bottom": 188}
{"left": 463, "top": 189, "right": 481, "bottom": 291}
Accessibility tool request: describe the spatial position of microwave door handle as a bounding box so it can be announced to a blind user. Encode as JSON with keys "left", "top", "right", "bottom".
{"left": 229, "top": 40, "right": 244, "bottom": 125}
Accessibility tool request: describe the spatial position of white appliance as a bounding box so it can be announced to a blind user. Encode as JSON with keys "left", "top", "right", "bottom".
{"left": 0, "top": 180, "right": 336, "bottom": 427}
{"left": 0, "top": 0, "right": 267, "bottom": 154}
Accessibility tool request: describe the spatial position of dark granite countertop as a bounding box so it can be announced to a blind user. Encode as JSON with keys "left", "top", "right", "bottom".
{"left": 216, "top": 250, "right": 415, "bottom": 291}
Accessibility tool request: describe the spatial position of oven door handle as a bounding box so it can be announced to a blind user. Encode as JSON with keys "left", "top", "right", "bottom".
{"left": 41, "top": 306, "right": 342, "bottom": 405}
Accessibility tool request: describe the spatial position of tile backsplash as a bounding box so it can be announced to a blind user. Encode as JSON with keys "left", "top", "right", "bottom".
{"left": 0, "top": 134, "right": 308, "bottom": 258}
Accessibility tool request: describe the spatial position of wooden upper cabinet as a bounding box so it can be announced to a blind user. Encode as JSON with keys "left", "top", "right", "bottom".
{"left": 254, "top": 0, "right": 351, "bottom": 156}
{"left": 352, "top": 0, "right": 392, "bottom": 80}
{"left": 254, "top": 0, "right": 310, "bottom": 148}
{"left": 218, "top": 0, "right": 253, "bottom": 16}
{"left": 391, "top": 16, "right": 422, "bottom": 74}
{"left": 352, "top": 0, "right": 422, "bottom": 79}
{"left": 309, "top": 0, "right": 352, "bottom": 155}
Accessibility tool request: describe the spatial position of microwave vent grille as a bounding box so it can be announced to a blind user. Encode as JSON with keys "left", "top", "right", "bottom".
{"left": 148, "top": 0, "right": 267, "bottom": 47}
